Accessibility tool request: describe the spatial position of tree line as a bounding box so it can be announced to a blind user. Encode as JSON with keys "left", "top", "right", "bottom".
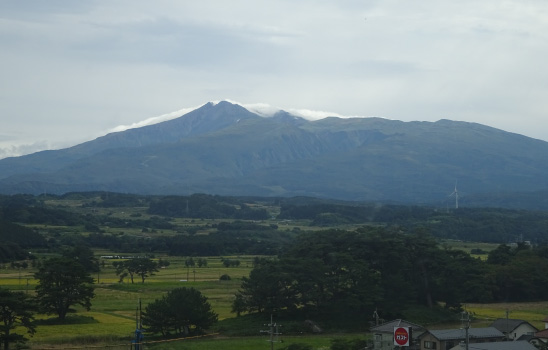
{"left": 4, "top": 193, "right": 548, "bottom": 254}
{"left": 148, "top": 194, "right": 269, "bottom": 220}
{"left": 278, "top": 203, "right": 548, "bottom": 243}
{"left": 232, "top": 227, "right": 548, "bottom": 323}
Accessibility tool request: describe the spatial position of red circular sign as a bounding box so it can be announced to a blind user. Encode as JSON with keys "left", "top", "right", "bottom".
{"left": 394, "top": 327, "right": 410, "bottom": 346}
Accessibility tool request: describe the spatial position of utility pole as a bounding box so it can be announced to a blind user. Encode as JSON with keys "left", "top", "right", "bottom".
{"left": 261, "top": 315, "right": 282, "bottom": 350}
{"left": 461, "top": 311, "right": 470, "bottom": 350}
{"left": 506, "top": 309, "right": 510, "bottom": 340}
{"left": 132, "top": 299, "right": 144, "bottom": 350}
{"left": 373, "top": 308, "right": 380, "bottom": 326}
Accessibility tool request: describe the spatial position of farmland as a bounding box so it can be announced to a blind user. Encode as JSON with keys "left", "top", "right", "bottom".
{"left": 2, "top": 256, "right": 255, "bottom": 345}
{"left": 4, "top": 255, "right": 548, "bottom": 349}
{"left": 2, "top": 193, "right": 548, "bottom": 349}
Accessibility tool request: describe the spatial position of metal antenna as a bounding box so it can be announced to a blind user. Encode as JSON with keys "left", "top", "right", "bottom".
{"left": 449, "top": 181, "right": 459, "bottom": 209}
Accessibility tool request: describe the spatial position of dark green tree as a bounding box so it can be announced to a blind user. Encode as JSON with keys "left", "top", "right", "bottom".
{"left": 487, "top": 244, "right": 513, "bottom": 265}
{"left": 0, "top": 288, "right": 37, "bottom": 350}
{"left": 234, "top": 227, "right": 495, "bottom": 320}
{"left": 330, "top": 338, "right": 368, "bottom": 350}
{"left": 231, "top": 293, "right": 246, "bottom": 317}
{"left": 158, "top": 258, "right": 170, "bottom": 268}
{"left": 112, "top": 261, "right": 130, "bottom": 283}
{"left": 286, "top": 230, "right": 382, "bottom": 315}
{"left": 233, "top": 259, "right": 301, "bottom": 314}
{"left": 492, "top": 249, "right": 548, "bottom": 301}
{"left": 436, "top": 249, "right": 495, "bottom": 307}
{"left": 141, "top": 298, "right": 173, "bottom": 337}
{"left": 142, "top": 287, "right": 217, "bottom": 337}
{"left": 113, "top": 258, "right": 158, "bottom": 284}
{"left": 34, "top": 257, "right": 95, "bottom": 320}
{"left": 62, "top": 245, "right": 99, "bottom": 273}
{"left": 184, "top": 257, "right": 195, "bottom": 267}
{"left": 134, "top": 258, "right": 159, "bottom": 283}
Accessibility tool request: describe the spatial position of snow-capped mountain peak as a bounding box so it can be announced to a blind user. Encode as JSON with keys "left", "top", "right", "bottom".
{"left": 221, "top": 99, "right": 344, "bottom": 120}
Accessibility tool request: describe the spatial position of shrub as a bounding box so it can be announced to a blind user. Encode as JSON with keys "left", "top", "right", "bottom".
{"left": 281, "top": 343, "right": 312, "bottom": 350}
{"left": 330, "top": 338, "right": 368, "bottom": 350}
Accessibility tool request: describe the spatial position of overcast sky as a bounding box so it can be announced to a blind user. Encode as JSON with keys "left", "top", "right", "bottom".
{"left": 1, "top": 1, "right": 547, "bottom": 159}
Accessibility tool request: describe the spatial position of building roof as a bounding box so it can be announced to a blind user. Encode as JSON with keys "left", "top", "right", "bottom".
{"left": 370, "top": 319, "right": 425, "bottom": 334}
{"left": 426, "top": 327, "right": 504, "bottom": 341}
{"left": 449, "top": 340, "right": 537, "bottom": 350}
{"left": 535, "top": 329, "right": 548, "bottom": 338}
{"left": 490, "top": 318, "right": 538, "bottom": 333}
{"left": 516, "top": 333, "right": 534, "bottom": 342}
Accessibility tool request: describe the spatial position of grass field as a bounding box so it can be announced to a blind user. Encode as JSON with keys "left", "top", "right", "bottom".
{"left": 14, "top": 255, "right": 370, "bottom": 350}
{"left": 4, "top": 251, "right": 546, "bottom": 350}
{"left": 146, "top": 334, "right": 366, "bottom": 350}
{"left": 1, "top": 255, "right": 257, "bottom": 348}
{"left": 439, "top": 240, "right": 499, "bottom": 260}
{"left": 465, "top": 301, "right": 548, "bottom": 330}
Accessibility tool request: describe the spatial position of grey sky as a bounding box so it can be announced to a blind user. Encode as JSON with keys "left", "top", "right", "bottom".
{"left": 1, "top": 0, "right": 547, "bottom": 159}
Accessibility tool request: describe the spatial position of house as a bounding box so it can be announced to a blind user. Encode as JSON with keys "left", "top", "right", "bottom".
{"left": 490, "top": 318, "right": 538, "bottom": 340}
{"left": 530, "top": 328, "right": 548, "bottom": 348}
{"left": 417, "top": 327, "right": 505, "bottom": 350}
{"left": 370, "top": 319, "right": 425, "bottom": 350}
{"left": 448, "top": 340, "right": 538, "bottom": 350}
{"left": 535, "top": 328, "right": 548, "bottom": 340}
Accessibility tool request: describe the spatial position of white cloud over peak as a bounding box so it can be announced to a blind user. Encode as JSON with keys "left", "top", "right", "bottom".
{"left": 107, "top": 100, "right": 350, "bottom": 134}
{"left": 107, "top": 105, "right": 205, "bottom": 133}
{"left": 285, "top": 108, "right": 344, "bottom": 120}
{"left": 102, "top": 99, "right": 373, "bottom": 139}
{"left": 226, "top": 99, "right": 347, "bottom": 120}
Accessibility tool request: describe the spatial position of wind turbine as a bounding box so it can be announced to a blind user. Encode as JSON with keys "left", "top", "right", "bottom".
{"left": 449, "top": 182, "right": 459, "bottom": 209}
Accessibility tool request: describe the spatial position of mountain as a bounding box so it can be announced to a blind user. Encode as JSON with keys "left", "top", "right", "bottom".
{"left": 1, "top": 101, "right": 548, "bottom": 207}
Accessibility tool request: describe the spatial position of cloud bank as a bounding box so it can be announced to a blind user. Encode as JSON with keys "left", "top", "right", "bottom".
{"left": 1, "top": 1, "right": 547, "bottom": 159}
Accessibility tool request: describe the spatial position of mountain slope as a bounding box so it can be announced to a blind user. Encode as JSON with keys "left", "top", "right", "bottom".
{"left": 1, "top": 101, "right": 547, "bottom": 206}
{"left": 0, "top": 102, "right": 254, "bottom": 178}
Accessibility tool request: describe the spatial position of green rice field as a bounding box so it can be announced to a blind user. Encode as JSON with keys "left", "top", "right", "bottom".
{"left": 1, "top": 255, "right": 258, "bottom": 348}
{"left": 2, "top": 240, "right": 545, "bottom": 349}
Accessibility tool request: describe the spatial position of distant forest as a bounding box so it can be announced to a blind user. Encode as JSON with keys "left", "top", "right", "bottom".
{"left": 3, "top": 192, "right": 548, "bottom": 314}
{"left": 1, "top": 192, "right": 548, "bottom": 263}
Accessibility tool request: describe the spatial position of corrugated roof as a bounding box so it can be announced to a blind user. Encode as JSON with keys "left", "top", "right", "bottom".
{"left": 370, "top": 319, "right": 425, "bottom": 333}
{"left": 428, "top": 327, "right": 504, "bottom": 341}
{"left": 449, "top": 340, "right": 537, "bottom": 350}
{"left": 535, "top": 329, "right": 548, "bottom": 338}
{"left": 490, "top": 318, "right": 538, "bottom": 333}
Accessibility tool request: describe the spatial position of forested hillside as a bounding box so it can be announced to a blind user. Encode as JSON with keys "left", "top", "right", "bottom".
{"left": 2, "top": 193, "right": 548, "bottom": 259}
{"left": 278, "top": 201, "right": 548, "bottom": 243}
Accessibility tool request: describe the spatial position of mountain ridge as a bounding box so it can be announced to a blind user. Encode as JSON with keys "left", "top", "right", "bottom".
{"left": 1, "top": 101, "right": 547, "bottom": 208}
